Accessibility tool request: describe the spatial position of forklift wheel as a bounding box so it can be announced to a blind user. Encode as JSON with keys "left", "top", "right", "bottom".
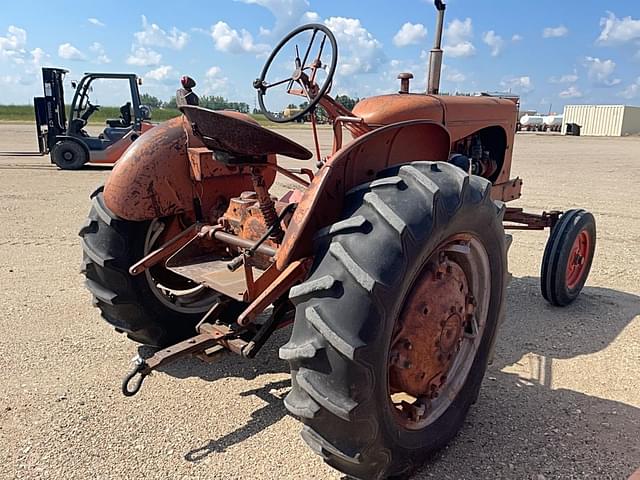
{"left": 541, "top": 209, "right": 596, "bottom": 306}
{"left": 52, "top": 141, "right": 88, "bottom": 170}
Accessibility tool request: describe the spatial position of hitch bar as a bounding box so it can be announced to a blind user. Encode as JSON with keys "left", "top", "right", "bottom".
{"left": 122, "top": 322, "right": 236, "bottom": 396}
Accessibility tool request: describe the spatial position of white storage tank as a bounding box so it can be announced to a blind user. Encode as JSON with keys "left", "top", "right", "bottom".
{"left": 562, "top": 105, "right": 640, "bottom": 136}
{"left": 520, "top": 114, "right": 543, "bottom": 127}
{"left": 543, "top": 114, "right": 563, "bottom": 127}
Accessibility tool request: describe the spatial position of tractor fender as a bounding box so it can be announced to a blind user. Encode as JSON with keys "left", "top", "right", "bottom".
{"left": 276, "top": 119, "right": 451, "bottom": 269}
{"left": 103, "top": 115, "right": 276, "bottom": 222}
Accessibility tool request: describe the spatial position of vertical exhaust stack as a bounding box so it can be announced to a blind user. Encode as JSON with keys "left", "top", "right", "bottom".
{"left": 427, "top": 0, "right": 446, "bottom": 95}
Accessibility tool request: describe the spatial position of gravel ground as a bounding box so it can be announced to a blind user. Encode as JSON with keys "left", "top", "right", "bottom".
{"left": 0, "top": 123, "right": 638, "bottom": 480}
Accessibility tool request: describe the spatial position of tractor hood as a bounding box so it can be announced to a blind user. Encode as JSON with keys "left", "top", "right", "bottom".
{"left": 352, "top": 94, "right": 518, "bottom": 139}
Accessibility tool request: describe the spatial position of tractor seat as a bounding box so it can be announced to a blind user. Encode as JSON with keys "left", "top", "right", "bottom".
{"left": 180, "top": 105, "right": 312, "bottom": 163}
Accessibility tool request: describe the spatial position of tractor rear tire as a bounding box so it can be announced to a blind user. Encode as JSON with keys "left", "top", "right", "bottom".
{"left": 79, "top": 187, "right": 219, "bottom": 347}
{"left": 52, "top": 140, "right": 88, "bottom": 170}
{"left": 541, "top": 209, "right": 596, "bottom": 306}
{"left": 280, "top": 162, "right": 507, "bottom": 479}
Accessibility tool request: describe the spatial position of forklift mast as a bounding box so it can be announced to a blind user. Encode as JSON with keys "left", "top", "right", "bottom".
{"left": 33, "top": 67, "right": 69, "bottom": 154}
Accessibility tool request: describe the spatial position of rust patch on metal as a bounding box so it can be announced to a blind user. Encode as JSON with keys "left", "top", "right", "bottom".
{"left": 503, "top": 207, "right": 561, "bottom": 230}
{"left": 104, "top": 116, "right": 276, "bottom": 222}
{"left": 491, "top": 177, "right": 523, "bottom": 202}
{"left": 237, "top": 258, "right": 310, "bottom": 326}
{"left": 276, "top": 120, "right": 450, "bottom": 269}
{"left": 181, "top": 105, "right": 312, "bottom": 160}
{"left": 389, "top": 254, "right": 472, "bottom": 399}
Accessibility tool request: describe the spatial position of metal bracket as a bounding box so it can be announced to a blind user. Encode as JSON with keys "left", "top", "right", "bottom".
{"left": 121, "top": 325, "right": 235, "bottom": 397}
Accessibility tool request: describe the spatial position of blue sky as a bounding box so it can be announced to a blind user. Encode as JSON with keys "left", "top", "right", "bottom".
{"left": 1, "top": 0, "right": 639, "bottom": 112}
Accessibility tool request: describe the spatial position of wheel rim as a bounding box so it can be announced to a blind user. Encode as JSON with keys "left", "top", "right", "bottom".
{"left": 388, "top": 234, "right": 491, "bottom": 430}
{"left": 565, "top": 229, "right": 591, "bottom": 290}
{"left": 143, "top": 218, "right": 219, "bottom": 314}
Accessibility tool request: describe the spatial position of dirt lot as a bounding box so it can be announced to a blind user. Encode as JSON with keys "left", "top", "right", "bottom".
{"left": 0, "top": 123, "right": 638, "bottom": 480}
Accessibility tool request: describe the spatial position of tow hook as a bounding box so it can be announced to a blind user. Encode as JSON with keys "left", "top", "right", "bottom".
{"left": 121, "top": 355, "right": 150, "bottom": 397}
{"left": 118, "top": 323, "right": 237, "bottom": 397}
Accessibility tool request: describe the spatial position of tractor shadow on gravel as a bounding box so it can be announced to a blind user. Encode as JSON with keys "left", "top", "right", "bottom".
{"left": 140, "top": 277, "right": 640, "bottom": 477}
{"left": 414, "top": 276, "right": 640, "bottom": 479}
{"left": 137, "top": 329, "right": 292, "bottom": 462}
{"left": 183, "top": 379, "right": 291, "bottom": 462}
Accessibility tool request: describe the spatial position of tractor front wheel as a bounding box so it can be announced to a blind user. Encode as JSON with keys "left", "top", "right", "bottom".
{"left": 281, "top": 162, "right": 507, "bottom": 479}
{"left": 52, "top": 140, "right": 88, "bottom": 170}
{"left": 541, "top": 209, "right": 596, "bottom": 306}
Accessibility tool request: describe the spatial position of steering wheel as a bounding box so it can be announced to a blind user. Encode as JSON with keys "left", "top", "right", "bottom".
{"left": 254, "top": 24, "right": 337, "bottom": 123}
{"left": 81, "top": 102, "right": 100, "bottom": 121}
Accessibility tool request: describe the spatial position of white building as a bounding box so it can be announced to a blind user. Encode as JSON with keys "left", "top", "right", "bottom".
{"left": 562, "top": 105, "right": 640, "bottom": 136}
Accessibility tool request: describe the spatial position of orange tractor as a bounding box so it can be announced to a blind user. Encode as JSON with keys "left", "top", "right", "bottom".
{"left": 80, "top": 2, "right": 596, "bottom": 478}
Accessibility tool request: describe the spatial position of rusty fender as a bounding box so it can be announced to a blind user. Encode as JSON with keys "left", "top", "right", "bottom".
{"left": 104, "top": 115, "right": 276, "bottom": 222}
{"left": 276, "top": 120, "right": 451, "bottom": 269}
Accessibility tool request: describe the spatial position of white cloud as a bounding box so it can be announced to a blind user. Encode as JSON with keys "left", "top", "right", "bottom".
{"left": 203, "top": 65, "right": 229, "bottom": 93}
{"left": 237, "top": 0, "right": 317, "bottom": 37}
{"left": 145, "top": 65, "right": 175, "bottom": 83}
{"left": 549, "top": 72, "right": 579, "bottom": 84}
{"left": 444, "top": 18, "right": 476, "bottom": 57}
{"left": 446, "top": 42, "right": 475, "bottom": 57}
{"left": 210, "top": 21, "right": 269, "bottom": 54}
{"left": 126, "top": 47, "right": 161, "bottom": 66}
{"left": 302, "top": 11, "right": 320, "bottom": 23}
{"left": 445, "top": 66, "right": 466, "bottom": 83}
{"left": 58, "top": 43, "right": 86, "bottom": 61}
{"left": 543, "top": 25, "right": 568, "bottom": 38}
{"left": 585, "top": 56, "right": 621, "bottom": 87}
{"left": 512, "top": 34, "right": 523, "bottom": 42}
{"left": 206, "top": 66, "right": 222, "bottom": 78}
{"left": 30, "top": 47, "right": 48, "bottom": 66}
{"left": 0, "top": 74, "right": 34, "bottom": 86}
{"left": 89, "top": 42, "right": 110, "bottom": 64}
{"left": 0, "top": 25, "right": 27, "bottom": 52}
{"left": 88, "top": 18, "right": 105, "bottom": 27}
{"left": 482, "top": 30, "right": 504, "bottom": 56}
{"left": 134, "top": 15, "right": 189, "bottom": 50}
{"left": 393, "top": 22, "right": 427, "bottom": 47}
{"left": 501, "top": 75, "right": 534, "bottom": 93}
{"left": 619, "top": 77, "right": 640, "bottom": 99}
{"left": 597, "top": 11, "right": 640, "bottom": 45}
{"left": 324, "top": 17, "right": 385, "bottom": 75}
{"left": 559, "top": 85, "right": 583, "bottom": 98}
{"left": 0, "top": 25, "right": 27, "bottom": 62}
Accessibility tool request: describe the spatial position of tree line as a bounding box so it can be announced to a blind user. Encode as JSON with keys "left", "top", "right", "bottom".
{"left": 140, "top": 93, "right": 250, "bottom": 114}
{"left": 141, "top": 93, "right": 361, "bottom": 115}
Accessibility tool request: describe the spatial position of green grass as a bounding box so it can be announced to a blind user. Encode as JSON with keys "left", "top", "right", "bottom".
{"left": 0, "top": 105, "right": 311, "bottom": 129}
{"left": 0, "top": 104, "right": 181, "bottom": 123}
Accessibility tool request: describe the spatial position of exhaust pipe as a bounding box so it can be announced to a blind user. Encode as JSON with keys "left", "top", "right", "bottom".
{"left": 427, "top": 0, "right": 446, "bottom": 95}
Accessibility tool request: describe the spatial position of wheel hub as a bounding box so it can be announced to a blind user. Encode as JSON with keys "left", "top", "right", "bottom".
{"left": 566, "top": 230, "right": 590, "bottom": 289}
{"left": 389, "top": 253, "right": 475, "bottom": 400}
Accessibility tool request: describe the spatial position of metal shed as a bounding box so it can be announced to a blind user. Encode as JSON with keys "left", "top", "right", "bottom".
{"left": 562, "top": 105, "right": 640, "bottom": 136}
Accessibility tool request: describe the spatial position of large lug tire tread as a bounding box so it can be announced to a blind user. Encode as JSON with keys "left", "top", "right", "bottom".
{"left": 281, "top": 161, "right": 508, "bottom": 479}
{"left": 540, "top": 209, "right": 596, "bottom": 306}
{"left": 79, "top": 187, "right": 204, "bottom": 347}
{"left": 52, "top": 140, "right": 88, "bottom": 170}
